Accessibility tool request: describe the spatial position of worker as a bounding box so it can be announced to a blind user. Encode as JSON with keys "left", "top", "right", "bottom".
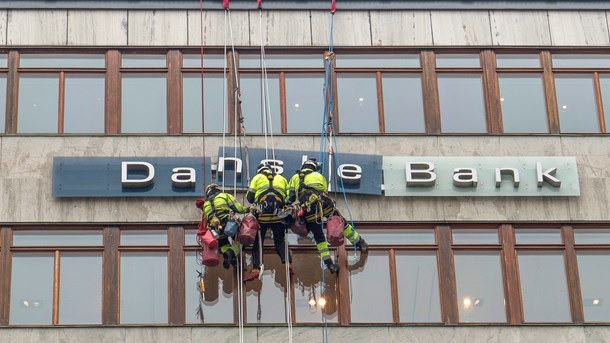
{"left": 197, "top": 183, "right": 249, "bottom": 269}
{"left": 287, "top": 159, "right": 369, "bottom": 274}
{"left": 244, "top": 163, "right": 293, "bottom": 282}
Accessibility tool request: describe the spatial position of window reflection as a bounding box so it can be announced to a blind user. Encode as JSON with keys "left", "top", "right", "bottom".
{"left": 13, "top": 230, "right": 103, "bottom": 246}
{"left": 336, "top": 54, "right": 420, "bottom": 68}
{"left": 20, "top": 54, "right": 105, "bottom": 68}
{"left": 496, "top": 55, "right": 540, "bottom": 68}
{"left": 183, "top": 74, "right": 226, "bottom": 133}
{"left": 574, "top": 229, "right": 610, "bottom": 244}
{"left": 239, "top": 74, "right": 281, "bottom": 134}
{"left": 499, "top": 75, "right": 548, "bottom": 133}
{"left": 453, "top": 228, "right": 498, "bottom": 245}
{"left": 553, "top": 54, "right": 610, "bottom": 68}
{"left": 348, "top": 251, "right": 393, "bottom": 323}
{"left": 183, "top": 54, "right": 225, "bottom": 68}
{"left": 577, "top": 252, "right": 610, "bottom": 322}
{"left": 121, "top": 74, "right": 167, "bottom": 133}
{"left": 121, "top": 230, "right": 167, "bottom": 246}
{"left": 382, "top": 74, "right": 425, "bottom": 133}
{"left": 246, "top": 252, "right": 288, "bottom": 323}
{"left": 337, "top": 74, "right": 379, "bottom": 133}
{"left": 555, "top": 75, "right": 600, "bottom": 133}
{"left": 286, "top": 74, "right": 325, "bottom": 133}
{"left": 64, "top": 75, "right": 105, "bottom": 133}
{"left": 0, "top": 74, "right": 6, "bottom": 133}
{"left": 395, "top": 252, "right": 441, "bottom": 323}
{"left": 122, "top": 54, "right": 166, "bottom": 68}
{"left": 17, "top": 74, "right": 59, "bottom": 133}
{"left": 59, "top": 253, "right": 102, "bottom": 324}
{"left": 436, "top": 54, "right": 480, "bottom": 68}
{"left": 438, "top": 74, "right": 487, "bottom": 133}
{"left": 515, "top": 228, "right": 562, "bottom": 244}
{"left": 10, "top": 253, "right": 54, "bottom": 325}
{"left": 185, "top": 252, "right": 234, "bottom": 323}
{"left": 293, "top": 252, "right": 338, "bottom": 323}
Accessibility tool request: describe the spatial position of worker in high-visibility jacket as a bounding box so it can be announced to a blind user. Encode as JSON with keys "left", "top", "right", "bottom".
{"left": 288, "top": 159, "right": 368, "bottom": 274}
{"left": 198, "top": 183, "right": 249, "bottom": 269}
{"left": 244, "top": 163, "right": 293, "bottom": 282}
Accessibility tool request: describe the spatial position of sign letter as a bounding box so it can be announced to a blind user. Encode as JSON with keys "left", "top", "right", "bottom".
{"left": 172, "top": 167, "right": 196, "bottom": 188}
{"left": 406, "top": 162, "right": 436, "bottom": 187}
{"left": 122, "top": 162, "right": 155, "bottom": 188}
{"left": 337, "top": 164, "right": 362, "bottom": 185}
{"left": 218, "top": 157, "right": 243, "bottom": 181}
{"left": 453, "top": 168, "right": 478, "bottom": 188}
{"left": 536, "top": 162, "right": 561, "bottom": 187}
{"left": 495, "top": 168, "right": 520, "bottom": 188}
{"left": 260, "top": 159, "right": 284, "bottom": 175}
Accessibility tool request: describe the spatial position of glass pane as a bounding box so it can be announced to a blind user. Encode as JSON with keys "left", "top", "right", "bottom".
{"left": 499, "top": 74, "right": 548, "bottom": 133}
{"left": 286, "top": 74, "right": 325, "bottom": 133}
{"left": 574, "top": 229, "right": 610, "bottom": 244}
{"left": 382, "top": 74, "right": 425, "bottom": 133}
{"left": 597, "top": 75, "right": 610, "bottom": 131}
{"left": 183, "top": 74, "right": 226, "bottom": 133}
{"left": 515, "top": 228, "right": 562, "bottom": 244}
{"left": 17, "top": 74, "right": 59, "bottom": 133}
{"left": 496, "top": 55, "right": 541, "bottom": 68}
{"left": 185, "top": 229, "right": 198, "bottom": 246}
{"left": 246, "top": 253, "right": 288, "bottom": 323}
{"left": 518, "top": 251, "right": 570, "bottom": 322}
{"left": 64, "top": 74, "right": 105, "bottom": 133}
{"left": 577, "top": 252, "right": 610, "bottom": 322}
{"left": 10, "top": 253, "right": 54, "bottom": 325}
{"left": 121, "top": 230, "right": 167, "bottom": 245}
{"left": 453, "top": 228, "right": 498, "bottom": 245}
{"left": 0, "top": 74, "right": 7, "bottom": 133}
{"left": 395, "top": 252, "right": 441, "bottom": 323}
{"left": 20, "top": 54, "right": 105, "bottom": 68}
{"left": 240, "top": 54, "right": 324, "bottom": 68}
{"left": 455, "top": 252, "right": 506, "bottom": 323}
{"left": 337, "top": 74, "right": 379, "bottom": 133}
{"left": 286, "top": 232, "right": 317, "bottom": 246}
{"left": 553, "top": 54, "right": 610, "bottom": 68}
{"left": 122, "top": 54, "right": 166, "bottom": 68}
{"left": 13, "top": 230, "right": 103, "bottom": 246}
{"left": 293, "top": 252, "right": 338, "bottom": 323}
{"left": 438, "top": 74, "right": 487, "bottom": 133}
{"left": 348, "top": 251, "right": 393, "bottom": 322}
{"left": 240, "top": 74, "right": 281, "bottom": 134}
{"left": 348, "top": 229, "right": 435, "bottom": 245}
{"left": 185, "top": 252, "right": 234, "bottom": 323}
{"left": 0, "top": 54, "right": 7, "bottom": 67}
{"left": 183, "top": 54, "right": 225, "bottom": 68}
{"left": 121, "top": 74, "right": 167, "bottom": 133}
{"left": 436, "top": 54, "right": 480, "bottom": 68}
{"left": 336, "top": 54, "right": 420, "bottom": 68}
{"left": 120, "top": 252, "right": 168, "bottom": 324}
{"left": 555, "top": 75, "right": 600, "bottom": 133}
{"left": 59, "top": 253, "right": 102, "bottom": 324}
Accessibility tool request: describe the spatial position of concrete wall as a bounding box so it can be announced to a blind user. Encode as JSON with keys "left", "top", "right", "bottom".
{"left": 1, "top": 9, "right": 610, "bottom": 46}
{"left": 0, "top": 135, "right": 608, "bottom": 224}
{"left": 0, "top": 326, "right": 608, "bottom": 343}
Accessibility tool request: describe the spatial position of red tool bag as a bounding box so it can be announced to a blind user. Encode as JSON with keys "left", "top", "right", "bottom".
{"left": 291, "top": 218, "right": 308, "bottom": 237}
{"left": 237, "top": 214, "right": 259, "bottom": 246}
{"left": 326, "top": 215, "right": 345, "bottom": 246}
{"left": 197, "top": 217, "right": 218, "bottom": 250}
{"left": 202, "top": 242, "right": 220, "bottom": 267}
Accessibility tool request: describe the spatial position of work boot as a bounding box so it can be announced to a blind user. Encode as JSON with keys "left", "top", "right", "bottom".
{"left": 244, "top": 269, "right": 260, "bottom": 282}
{"left": 230, "top": 252, "right": 238, "bottom": 267}
{"left": 327, "top": 262, "right": 340, "bottom": 274}
{"left": 356, "top": 238, "right": 369, "bottom": 253}
{"left": 223, "top": 250, "right": 235, "bottom": 270}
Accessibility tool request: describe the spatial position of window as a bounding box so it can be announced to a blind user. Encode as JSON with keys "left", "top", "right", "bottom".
{"left": 499, "top": 75, "right": 548, "bottom": 133}
{"left": 246, "top": 253, "right": 288, "bottom": 323}
{"left": 555, "top": 75, "right": 599, "bottom": 133}
{"left": 348, "top": 251, "right": 393, "bottom": 322}
{"left": 395, "top": 252, "right": 441, "bottom": 322}
{"left": 292, "top": 252, "right": 338, "bottom": 323}
{"left": 438, "top": 74, "right": 487, "bottom": 133}
{"left": 382, "top": 74, "right": 426, "bottom": 133}
{"left": 337, "top": 74, "right": 379, "bottom": 133}
{"left": 0, "top": 72, "right": 6, "bottom": 134}
{"left": 239, "top": 73, "right": 281, "bottom": 134}
{"left": 577, "top": 252, "right": 610, "bottom": 322}
{"left": 285, "top": 74, "right": 325, "bottom": 133}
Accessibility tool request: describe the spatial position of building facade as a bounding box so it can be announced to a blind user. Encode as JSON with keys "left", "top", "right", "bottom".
{"left": 1, "top": 0, "right": 610, "bottom": 342}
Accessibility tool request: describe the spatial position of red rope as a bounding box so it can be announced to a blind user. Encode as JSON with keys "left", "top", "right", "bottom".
{"left": 199, "top": 0, "right": 207, "bottom": 195}
{"left": 330, "top": 0, "right": 336, "bottom": 13}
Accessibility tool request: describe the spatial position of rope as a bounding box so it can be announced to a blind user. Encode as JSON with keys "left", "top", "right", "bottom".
{"left": 284, "top": 234, "right": 293, "bottom": 343}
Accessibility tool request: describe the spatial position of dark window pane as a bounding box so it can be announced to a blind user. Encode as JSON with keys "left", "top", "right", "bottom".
{"left": 577, "top": 252, "right": 610, "bottom": 322}
{"left": 382, "top": 74, "right": 425, "bottom": 133}
{"left": 438, "top": 74, "right": 487, "bottom": 133}
{"left": 59, "top": 253, "right": 102, "bottom": 324}
{"left": 246, "top": 253, "right": 287, "bottom": 323}
{"left": 348, "top": 251, "right": 393, "bottom": 322}
{"left": 452, "top": 229, "right": 498, "bottom": 245}
{"left": 10, "top": 253, "right": 54, "bottom": 325}
{"left": 183, "top": 54, "right": 225, "bottom": 68}
{"left": 285, "top": 74, "right": 325, "bottom": 133}
{"left": 121, "top": 74, "right": 167, "bottom": 133}
{"left": 17, "top": 74, "right": 59, "bottom": 133}
{"left": 0, "top": 74, "right": 7, "bottom": 133}
{"left": 499, "top": 74, "right": 548, "bottom": 133}
{"left": 518, "top": 251, "right": 570, "bottom": 322}
{"left": 515, "top": 228, "right": 562, "bottom": 244}
{"left": 553, "top": 54, "right": 610, "bottom": 68}
{"left": 496, "top": 55, "right": 541, "bottom": 68}
{"left": 436, "top": 54, "right": 480, "bottom": 68}
{"left": 122, "top": 54, "right": 166, "bottom": 68}
{"left": 240, "top": 54, "right": 324, "bottom": 68}
{"left": 183, "top": 74, "right": 226, "bottom": 133}
{"left": 337, "top": 74, "right": 379, "bottom": 133}
{"left": 20, "top": 54, "right": 105, "bottom": 68}
{"left": 121, "top": 230, "right": 167, "bottom": 246}
{"left": 240, "top": 74, "right": 281, "bottom": 134}
{"left": 395, "top": 252, "right": 441, "bottom": 323}
{"left": 64, "top": 74, "right": 105, "bottom": 133}
{"left": 293, "top": 252, "right": 338, "bottom": 323}
{"left": 185, "top": 252, "right": 234, "bottom": 323}
{"left": 13, "top": 230, "right": 103, "bottom": 246}
{"left": 574, "top": 229, "right": 610, "bottom": 244}
{"left": 555, "top": 75, "right": 600, "bottom": 133}
{"left": 349, "top": 229, "right": 435, "bottom": 245}
{"left": 336, "top": 54, "right": 420, "bottom": 68}
{"left": 597, "top": 75, "right": 610, "bottom": 131}
{"left": 455, "top": 252, "right": 506, "bottom": 323}
{"left": 120, "top": 252, "right": 168, "bottom": 324}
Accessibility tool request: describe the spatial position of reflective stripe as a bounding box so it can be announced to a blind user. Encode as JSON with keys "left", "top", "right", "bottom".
{"left": 318, "top": 248, "right": 329, "bottom": 254}
{"left": 248, "top": 187, "right": 256, "bottom": 193}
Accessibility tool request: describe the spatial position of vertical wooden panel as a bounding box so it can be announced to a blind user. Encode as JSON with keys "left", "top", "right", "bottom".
{"left": 482, "top": 50, "right": 503, "bottom": 133}
{"left": 541, "top": 51, "right": 560, "bottom": 133}
{"left": 227, "top": 51, "right": 239, "bottom": 134}
{"left": 437, "top": 225, "right": 458, "bottom": 324}
{"left": 102, "top": 226, "right": 119, "bottom": 325}
{"left": 376, "top": 71, "right": 385, "bottom": 133}
{"left": 58, "top": 71, "right": 65, "bottom": 134}
{"left": 105, "top": 50, "right": 121, "bottom": 134}
{"left": 279, "top": 72, "right": 287, "bottom": 133}
{"left": 168, "top": 226, "right": 185, "bottom": 325}
{"left": 5, "top": 51, "right": 19, "bottom": 134}
{"left": 0, "top": 227, "right": 13, "bottom": 325}
{"left": 594, "top": 72, "right": 606, "bottom": 133}
{"left": 52, "top": 250, "right": 60, "bottom": 325}
{"left": 389, "top": 249, "right": 399, "bottom": 323}
{"left": 563, "top": 225, "right": 584, "bottom": 324}
{"left": 500, "top": 224, "right": 523, "bottom": 324}
{"left": 336, "top": 245, "right": 350, "bottom": 325}
{"left": 421, "top": 51, "right": 441, "bottom": 134}
{"left": 167, "top": 50, "right": 182, "bottom": 135}
{"left": 330, "top": 52, "right": 339, "bottom": 133}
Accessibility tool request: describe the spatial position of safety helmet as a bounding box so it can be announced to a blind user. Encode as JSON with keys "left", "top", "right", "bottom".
{"left": 205, "top": 183, "right": 220, "bottom": 198}
{"left": 257, "top": 162, "right": 272, "bottom": 174}
{"left": 302, "top": 159, "right": 319, "bottom": 171}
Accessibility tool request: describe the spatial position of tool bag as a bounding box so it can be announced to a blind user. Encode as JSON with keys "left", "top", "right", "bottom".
{"left": 197, "top": 217, "right": 218, "bottom": 249}
{"left": 326, "top": 215, "right": 345, "bottom": 246}
{"left": 224, "top": 220, "right": 239, "bottom": 237}
{"left": 202, "top": 242, "right": 220, "bottom": 267}
{"left": 291, "top": 218, "right": 308, "bottom": 237}
{"left": 237, "top": 213, "right": 259, "bottom": 245}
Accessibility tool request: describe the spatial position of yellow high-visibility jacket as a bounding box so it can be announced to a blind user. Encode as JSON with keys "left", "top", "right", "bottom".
{"left": 288, "top": 168, "right": 328, "bottom": 203}
{"left": 246, "top": 170, "right": 289, "bottom": 204}
{"left": 203, "top": 192, "right": 247, "bottom": 221}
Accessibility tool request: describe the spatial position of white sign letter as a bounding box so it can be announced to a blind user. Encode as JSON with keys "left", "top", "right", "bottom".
{"left": 453, "top": 168, "right": 478, "bottom": 188}
{"left": 406, "top": 162, "right": 436, "bottom": 187}
{"left": 217, "top": 157, "right": 243, "bottom": 181}
{"left": 260, "top": 159, "right": 284, "bottom": 175}
{"left": 121, "top": 161, "right": 155, "bottom": 188}
{"left": 171, "top": 167, "right": 196, "bottom": 188}
{"left": 337, "top": 164, "right": 362, "bottom": 185}
{"left": 536, "top": 162, "right": 561, "bottom": 187}
{"left": 495, "top": 168, "right": 520, "bottom": 188}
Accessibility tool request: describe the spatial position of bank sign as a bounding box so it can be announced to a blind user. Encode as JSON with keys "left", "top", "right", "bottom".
{"left": 52, "top": 150, "right": 580, "bottom": 198}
